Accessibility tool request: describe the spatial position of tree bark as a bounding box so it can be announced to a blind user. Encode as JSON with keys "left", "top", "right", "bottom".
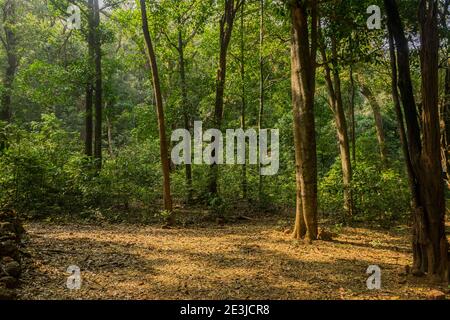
{"left": 140, "top": 0, "right": 173, "bottom": 220}
{"left": 385, "top": 0, "right": 448, "bottom": 281}
{"left": 290, "top": 0, "right": 319, "bottom": 241}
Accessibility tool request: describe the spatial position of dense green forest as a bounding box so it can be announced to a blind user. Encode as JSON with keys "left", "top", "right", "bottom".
{"left": 0, "top": 0, "right": 449, "bottom": 300}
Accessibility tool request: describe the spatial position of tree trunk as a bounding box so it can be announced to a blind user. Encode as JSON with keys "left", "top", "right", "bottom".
{"left": 85, "top": 0, "right": 95, "bottom": 157}
{"left": 385, "top": 0, "right": 448, "bottom": 282}
{"left": 349, "top": 66, "right": 356, "bottom": 164}
{"left": 240, "top": 2, "right": 247, "bottom": 199}
{"left": 258, "top": 0, "right": 264, "bottom": 200}
{"left": 93, "top": 0, "right": 102, "bottom": 169}
{"left": 387, "top": 30, "right": 416, "bottom": 202}
{"left": 208, "top": 0, "right": 241, "bottom": 196}
{"left": 290, "top": 0, "right": 318, "bottom": 241}
{"left": 359, "top": 83, "right": 388, "bottom": 164}
{"left": 140, "top": 0, "right": 173, "bottom": 220}
{"left": 177, "top": 28, "right": 193, "bottom": 203}
{"left": 0, "top": 0, "right": 17, "bottom": 128}
{"left": 319, "top": 33, "right": 354, "bottom": 218}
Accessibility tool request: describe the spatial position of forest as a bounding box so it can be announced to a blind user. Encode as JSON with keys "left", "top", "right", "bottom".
{"left": 0, "top": 0, "right": 449, "bottom": 301}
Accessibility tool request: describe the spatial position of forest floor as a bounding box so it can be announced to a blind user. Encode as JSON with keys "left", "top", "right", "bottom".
{"left": 16, "top": 217, "right": 450, "bottom": 300}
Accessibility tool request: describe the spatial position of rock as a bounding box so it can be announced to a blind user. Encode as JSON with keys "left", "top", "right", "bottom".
{"left": 0, "top": 286, "right": 15, "bottom": 300}
{"left": 0, "top": 276, "right": 18, "bottom": 289}
{"left": 427, "top": 289, "right": 446, "bottom": 300}
{"left": 2, "top": 260, "right": 21, "bottom": 278}
{"left": 0, "top": 240, "right": 18, "bottom": 257}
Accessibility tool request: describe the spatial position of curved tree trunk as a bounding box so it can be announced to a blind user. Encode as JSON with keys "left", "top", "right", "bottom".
{"left": 140, "top": 0, "right": 173, "bottom": 221}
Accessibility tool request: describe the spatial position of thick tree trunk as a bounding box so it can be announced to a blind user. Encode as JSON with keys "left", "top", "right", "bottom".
{"left": 140, "top": 0, "right": 173, "bottom": 220}
{"left": 208, "top": 0, "right": 241, "bottom": 195}
{"left": 290, "top": 0, "right": 318, "bottom": 241}
{"left": 385, "top": 0, "right": 448, "bottom": 282}
{"left": 93, "top": 0, "right": 102, "bottom": 169}
{"left": 177, "top": 28, "right": 193, "bottom": 203}
{"left": 85, "top": 0, "right": 95, "bottom": 157}
{"left": 360, "top": 83, "right": 388, "bottom": 164}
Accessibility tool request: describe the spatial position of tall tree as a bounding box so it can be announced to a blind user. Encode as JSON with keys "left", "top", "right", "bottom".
{"left": 319, "top": 30, "right": 354, "bottom": 218}
{"left": 239, "top": 1, "right": 247, "bottom": 199}
{"left": 385, "top": 0, "right": 448, "bottom": 281}
{"left": 0, "top": 0, "right": 18, "bottom": 124}
{"left": 258, "top": 0, "right": 264, "bottom": 199}
{"left": 208, "top": 0, "right": 243, "bottom": 195}
{"left": 291, "top": 0, "right": 319, "bottom": 241}
{"left": 85, "top": 0, "right": 95, "bottom": 157}
{"left": 140, "top": 0, "right": 173, "bottom": 221}
{"left": 93, "top": 0, "right": 102, "bottom": 169}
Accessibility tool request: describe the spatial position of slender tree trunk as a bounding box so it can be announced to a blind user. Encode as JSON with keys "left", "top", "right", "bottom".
{"left": 258, "top": 0, "right": 264, "bottom": 200}
{"left": 140, "top": 0, "right": 173, "bottom": 220}
{"left": 319, "top": 34, "right": 354, "bottom": 218}
{"left": 93, "top": 0, "right": 102, "bottom": 169}
{"left": 385, "top": 0, "right": 448, "bottom": 281}
{"left": 240, "top": 3, "right": 247, "bottom": 199}
{"left": 349, "top": 66, "right": 356, "bottom": 164}
{"left": 0, "top": 0, "right": 18, "bottom": 150}
{"left": 388, "top": 31, "right": 416, "bottom": 202}
{"left": 290, "top": 0, "right": 319, "bottom": 241}
{"left": 105, "top": 103, "right": 114, "bottom": 157}
{"left": 443, "top": 60, "right": 450, "bottom": 188}
{"left": 85, "top": 0, "right": 95, "bottom": 157}
{"left": 208, "top": 0, "right": 241, "bottom": 196}
{"left": 359, "top": 83, "right": 388, "bottom": 164}
{"left": 177, "top": 28, "right": 193, "bottom": 203}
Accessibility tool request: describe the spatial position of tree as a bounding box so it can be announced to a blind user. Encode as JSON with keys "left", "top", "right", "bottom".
{"left": 139, "top": 0, "right": 173, "bottom": 221}
{"left": 291, "top": 0, "right": 319, "bottom": 241}
{"left": 93, "top": 0, "right": 102, "bottom": 169}
{"left": 318, "top": 28, "right": 354, "bottom": 218}
{"left": 208, "top": 0, "right": 243, "bottom": 196}
{"left": 359, "top": 82, "right": 388, "bottom": 164}
{"left": 385, "top": 0, "right": 448, "bottom": 281}
{"left": 0, "top": 0, "right": 18, "bottom": 150}
{"left": 85, "top": 0, "right": 95, "bottom": 157}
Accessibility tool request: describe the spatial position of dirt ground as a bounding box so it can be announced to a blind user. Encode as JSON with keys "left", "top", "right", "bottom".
{"left": 16, "top": 219, "right": 449, "bottom": 300}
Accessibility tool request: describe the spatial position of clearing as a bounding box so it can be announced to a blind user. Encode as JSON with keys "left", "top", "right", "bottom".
{"left": 16, "top": 218, "right": 449, "bottom": 300}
